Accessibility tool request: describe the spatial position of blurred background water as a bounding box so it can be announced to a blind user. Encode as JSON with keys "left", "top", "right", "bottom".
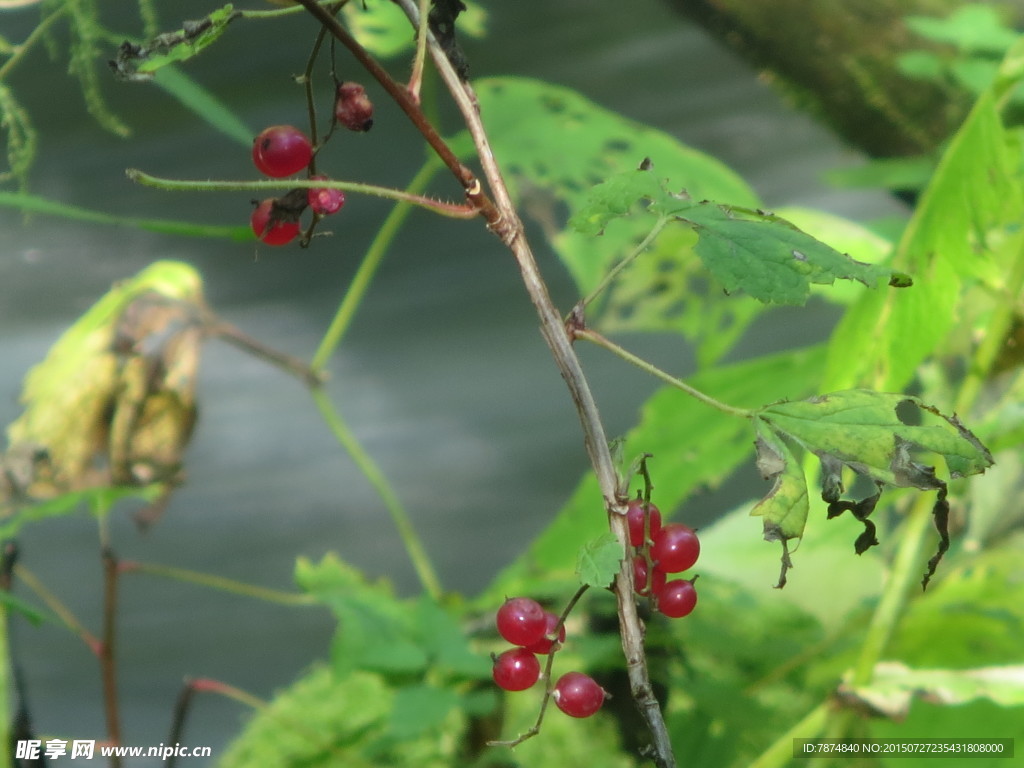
{"left": 0, "top": 0, "right": 905, "bottom": 762}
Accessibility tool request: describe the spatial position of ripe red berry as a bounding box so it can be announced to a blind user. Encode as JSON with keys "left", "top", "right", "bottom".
{"left": 250, "top": 198, "right": 300, "bottom": 245}
{"left": 656, "top": 579, "right": 698, "bottom": 618}
{"left": 492, "top": 647, "right": 540, "bottom": 691}
{"left": 496, "top": 597, "right": 547, "bottom": 647}
{"left": 651, "top": 523, "right": 700, "bottom": 573}
{"left": 626, "top": 498, "right": 662, "bottom": 547}
{"left": 523, "top": 611, "right": 566, "bottom": 655}
{"left": 632, "top": 555, "right": 666, "bottom": 596}
{"left": 335, "top": 82, "right": 374, "bottom": 131}
{"left": 307, "top": 175, "right": 345, "bottom": 215}
{"left": 553, "top": 672, "right": 605, "bottom": 718}
{"left": 252, "top": 125, "right": 312, "bottom": 178}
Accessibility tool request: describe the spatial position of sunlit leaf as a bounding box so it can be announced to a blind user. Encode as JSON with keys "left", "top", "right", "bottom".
{"left": 576, "top": 532, "right": 621, "bottom": 588}
{"left": 842, "top": 662, "right": 1024, "bottom": 719}
{"left": 751, "top": 390, "right": 993, "bottom": 587}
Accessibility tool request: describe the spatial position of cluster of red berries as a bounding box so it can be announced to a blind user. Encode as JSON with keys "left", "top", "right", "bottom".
{"left": 627, "top": 498, "right": 699, "bottom": 618}
{"left": 249, "top": 82, "right": 374, "bottom": 246}
{"left": 491, "top": 597, "right": 606, "bottom": 718}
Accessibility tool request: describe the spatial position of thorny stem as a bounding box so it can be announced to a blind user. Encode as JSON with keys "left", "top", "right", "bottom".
{"left": 12, "top": 565, "right": 101, "bottom": 654}
{"left": 204, "top": 315, "right": 324, "bottom": 387}
{"left": 124, "top": 170, "right": 477, "bottom": 220}
{"left": 575, "top": 328, "right": 754, "bottom": 419}
{"left": 296, "top": 3, "right": 677, "bottom": 763}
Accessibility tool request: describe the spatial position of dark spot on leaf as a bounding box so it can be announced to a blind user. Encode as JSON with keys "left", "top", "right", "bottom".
{"left": 889, "top": 271, "right": 913, "bottom": 288}
{"left": 540, "top": 95, "right": 566, "bottom": 114}
{"left": 601, "top": 138, "right": 632, "bottom": 155}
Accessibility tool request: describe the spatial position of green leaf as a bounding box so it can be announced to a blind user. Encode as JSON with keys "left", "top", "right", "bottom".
{"left": 296, "top": 554, "right": 427, "bottom": 676}
{"left": 343, "top": 1, "right": 486, "bottom": 59}
{"left": 110, "top": 5, "right": 240, "bottom": 81}
{"left": 905, "top": 6, "right": 1018, "bottom": 55}
{"left": 677, "top": 202, "right": 900, "bottom": 305}
{"left": 576, "top": 532, "right": 622, "bottom": 588}
{"left": 823, "top": 66, "right": 1024, "bottom": 391}
{"left": 571, "top": 167, "right": 902, "bottom": 306}
{"left": 412, "top": 595, "right": 490, "bottom": 679}
{"left": 750, "top": 420, "right": 808, "bottom": 588}
{"left": 842, "top": 662, "right": 1024, "bottom": 719}
{"left": 387, "top": 684, "right": 460, "bottom": 739}
{"left": 751, "top": 390, "right": 994, "bottom": 586}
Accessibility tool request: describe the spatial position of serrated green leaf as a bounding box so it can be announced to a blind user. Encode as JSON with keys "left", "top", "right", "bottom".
{"left": 757, "top": 391, "right": 993, "bottom": 486}
{"left": 412, "top": 595, "right": 490, "bottom": 679}
{"left": 296, "top": 554, "right": 427, "bottom": 675}
{"left": 576, "top": 532, "right": 622, "bottom": 588}
{"left": 750, "top": 421, "right": 809, "bottom": 544}
{"left": 751, "top": 390, "right": 993, "bottom": 586}
{"left": 678, "top": 203, "right": 898, "bottom": 305}
{"left": 388, "top": 684, "right": 460, "bottom": 739}
{"left": 110, "top": 5, "right": 239, "bottom": 81}
{"left": 824, "top": 67, "right": 1024, "bottom": 391}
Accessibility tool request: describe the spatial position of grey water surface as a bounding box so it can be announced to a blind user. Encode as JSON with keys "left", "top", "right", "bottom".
{"left": 0, "top": 0, "right": 904, "bottom": 762}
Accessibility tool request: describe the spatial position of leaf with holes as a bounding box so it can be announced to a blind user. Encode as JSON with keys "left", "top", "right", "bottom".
{"left": 752, "top": 390, "right": 993, "bottom": 588}
{"left": 572, "top": 167, "right": 908, "bottom": 305}
{"left": 110, "top": 5, "right": 240, "bottom": 81}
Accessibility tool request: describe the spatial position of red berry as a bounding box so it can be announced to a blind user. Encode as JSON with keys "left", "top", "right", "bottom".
{"left": 632, "top": 556, "right": 666, "bottom": 596}
{"left": 553, "top": 672, "right": 605, "bottom": 718}
{"left": 656, "top": 579, "right": 698, "bottom": 618}
{"left": 496, "top": 597, "right": 546, "bottom": 647}
{"left": 492, "top": 648, "right": 540, "bottom": 691}
{"left": 626, "top": 499, "right": 662, "bottom": 547}
{"left": 651, "top": 523, "right": 700, "bottom": 573}
{"left": 307, "top": 175, "right": 345, "bottom": 215}
{"left": 335, "top": 82, "right": 374, "bottom": 131}
{"left": 252, "top": 125, "right": 312, "bottom": 178}
{"left": 250, "top": 198, "right": 300, "bottom": 245}
{"left": 523, "top": 611, "right": 565, "bottom": 655}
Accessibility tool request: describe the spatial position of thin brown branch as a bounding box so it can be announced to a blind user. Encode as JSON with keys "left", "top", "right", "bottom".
{"left": 297, "top": 3, "right": 678, "bottom": 764}
{"left": 100, "top": 547, "right": 122, "bottom": 767}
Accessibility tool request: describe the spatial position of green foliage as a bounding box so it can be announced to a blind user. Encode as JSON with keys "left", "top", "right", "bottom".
{"left": 571, "top": 167, "right": 904, "bottom": 305}
{"left": 576, "top": 532, "right": 621, "bottom": 588}
{"left": 109, "top": 5, "right": 240, "bottom": 81}
{"left": 343, "top": 0, "right": 487, "bottom": 58}
{"left": 901, "top": 5, "right": 1020, "bottom": 98}
{"left": 0, "top": 84, "right": 36, "bottom": 190}
{"left": 752, "top": 391, "right": 993, "bottom": 586}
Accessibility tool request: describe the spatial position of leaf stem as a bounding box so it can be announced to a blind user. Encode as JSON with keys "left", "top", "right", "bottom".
{"left": 124, "top": 169, "right": 476, "bottom": 219}
{"left": 574, "top": 328, "right": 753, "bottom": 419}
{"left": 119, "top": 560, "right": 318, "bottom": 606}
{"left": 310, "top": 387, "right": 443, "bottom": 600}
{"left": 578, "top": 216, "right": 670, "bottom": 310}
